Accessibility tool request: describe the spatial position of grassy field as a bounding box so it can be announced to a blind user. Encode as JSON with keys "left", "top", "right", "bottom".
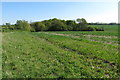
{"left": 0, "top": 32, "right": 2, "bottom": 79}
{"left": 2, "top": 25, "right": 119, "bottom": 78}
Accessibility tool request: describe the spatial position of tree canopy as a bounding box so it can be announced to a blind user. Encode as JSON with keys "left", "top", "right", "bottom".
{"left": 2, "top": 18, "right": 104, "bottom": 32}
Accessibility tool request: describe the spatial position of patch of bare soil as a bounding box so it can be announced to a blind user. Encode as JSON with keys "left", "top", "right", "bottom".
{"left": 44, "top": 32, "right": 118, "bottom": 45}
{"left": 83, "top": 35, "right": 117, "bottom": 39}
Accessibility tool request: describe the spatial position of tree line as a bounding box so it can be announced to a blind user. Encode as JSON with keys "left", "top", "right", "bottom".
{"left": 88, "top": 22, "right": 118, "bottom": 25}
{"left": 2, "top": 18, "right": 104, "bottom": 32}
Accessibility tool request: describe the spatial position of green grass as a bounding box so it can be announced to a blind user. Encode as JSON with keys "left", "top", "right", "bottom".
{"left": 0, "top": 32, "right": 2, "bottom": 79}
{"left": 48, "top": 25, "right": 118, "bottom": 36}
{"left": 2, "top": 25, "right": 119, "bottom": 78}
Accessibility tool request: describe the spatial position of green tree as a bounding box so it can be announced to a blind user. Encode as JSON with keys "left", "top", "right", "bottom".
{"left": 15, "top": 20, "right": 23, "bottom": 30}
{"left": 49, "top": 18, "right": 66, "bottom": 31}
{"left": 31, "top": 22, "right": 46, "bottom": 32}
{"left": 22, "top": 20, "right": 31, "bottom": 31}
{"left": 76, "top": 18, "right": 88, "bottom": 31}
{"left": 66, "top": 20, "right": 76, "bottom": 31}
{"left": 15, "top": 20, "right": 31, "bottom": 31}
{"left": 42, "top": 20, "right": 51, "bottom": 30}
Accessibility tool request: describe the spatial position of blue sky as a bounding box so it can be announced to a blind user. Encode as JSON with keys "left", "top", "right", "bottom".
{"left": 1, "top": 2, "right": 118, "bottom": 24}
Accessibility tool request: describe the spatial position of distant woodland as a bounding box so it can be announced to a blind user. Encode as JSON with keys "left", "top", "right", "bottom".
{"left": 1, "top": 18, "right": 113, "bottom": 32}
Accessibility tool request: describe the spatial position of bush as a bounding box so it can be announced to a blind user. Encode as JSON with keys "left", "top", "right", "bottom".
{"left": 48, "top": 19, "right": 67, "bottom": 31}
{"left": 15, "top": 20, "right": 31, "bottom": 31}
{"left": 31, "top": 22, "right": 46, "bottom": 32}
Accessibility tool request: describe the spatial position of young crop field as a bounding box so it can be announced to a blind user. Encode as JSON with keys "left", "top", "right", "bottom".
{"left": 2, "top": 25, "right": 119, "bottom": 78}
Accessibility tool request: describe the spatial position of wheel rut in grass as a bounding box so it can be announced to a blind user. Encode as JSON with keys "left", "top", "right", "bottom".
{"left": 44, "top": 32, "right": 118, "bottom": 45}
{"left": 3, "top": 32, "right": 119, "bottom": 78}
{"left": 33, "top": 35, "right": 118, "bottom": 76}
{"left": 32, "top": 33, "right": 116, "bottom": 68}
